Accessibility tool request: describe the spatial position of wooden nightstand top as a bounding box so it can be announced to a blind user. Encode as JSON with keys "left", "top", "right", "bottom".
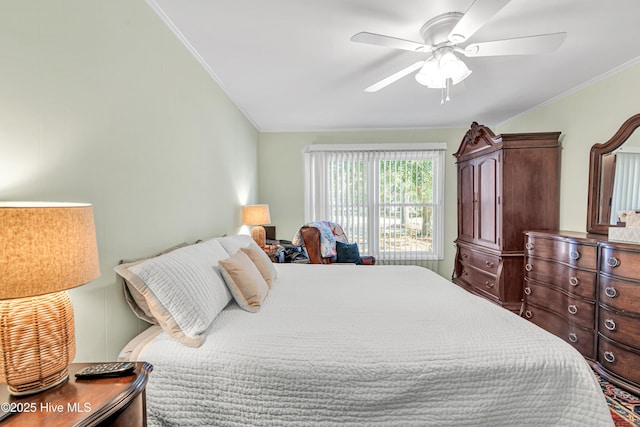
{"left": 0, "top": 361, "right": 152, "bottom": 426}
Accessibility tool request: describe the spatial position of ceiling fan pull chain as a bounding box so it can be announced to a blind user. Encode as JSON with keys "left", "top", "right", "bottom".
{"left": 441, "top": 86, "right": 445, "bottom": 105}
{"left": 446, "top": 78, "right": 451, "bottom": 102}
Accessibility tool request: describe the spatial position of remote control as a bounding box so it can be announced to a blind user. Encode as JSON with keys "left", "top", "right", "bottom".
{"left": 75, "top": 362, "right": 136, "bottom": 379}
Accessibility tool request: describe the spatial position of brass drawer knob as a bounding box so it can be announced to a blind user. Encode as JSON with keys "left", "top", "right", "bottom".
{"left": 485, "top": 281, "right": 495, "bottom": 288}
{"left": 568, "top": 333, "right": 578, "bottom": 343}
{"left": 524, "top": 287, "right": 531, "bottom": 296}
{"left": 604, "top": 319, "right": 616, "bottom": 331}
{"left": 607, "top": 257, "right": 620, "bottom": 268}
{"left": 604, "top": 287, "right": 618, "bottom": 298}
{"left": 570, "top": 250, "right": 580, "bottom": 261}
{"left": 524, "top": 310, "right": 533, "bottom": 319}
{"left": 569, "top": 277, "right": 579, "bottom": 287}
{"left": 567, "top": 304, "right": 578, "bottom": 315}
{"left": 525, "top": 263, "right": 533, "bottom": 272}
{"left": 485, "top": 261, "right": 494, "bottom": 268}
{"left": 525, "top": 242, "right": 534, "bottom": 250}
{"left": 603, "top": 351, "right": 616, "bottom": 363}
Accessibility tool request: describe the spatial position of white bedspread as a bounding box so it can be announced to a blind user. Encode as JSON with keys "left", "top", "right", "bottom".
{"left": 121, "top": 264, "right": 613, "bottom": 426}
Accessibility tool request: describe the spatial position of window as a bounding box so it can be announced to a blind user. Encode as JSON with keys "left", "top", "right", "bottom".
{"left": 304, "top": 143, "right": 445, "bottom": 262}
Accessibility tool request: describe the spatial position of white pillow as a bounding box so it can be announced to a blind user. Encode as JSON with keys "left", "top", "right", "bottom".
{"left": 114, "top": 239, "right": 232, "bottom": 347}
{"left": 216, "top": 234, "right": 255, "bottom": 256}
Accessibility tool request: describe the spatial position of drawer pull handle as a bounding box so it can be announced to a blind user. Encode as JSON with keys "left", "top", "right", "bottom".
{"left": 461, "top": 252, "right": 468, "bottom": 259}
{"left": 485, "top": 261, "right": 494, "bottom": 268}
{"left": 524, "top": 287, "right": 531, "bottom": 296}
{"left": 568, "top": 333, "right": 578, "bottom": 343}
{"left": 569, "top": 277, "right": 579, "bottom": 287}
{"left": 525, "top": 264, "right": 533, "bottom": 272}
{"left": 570, "top": 250, "right": 580, "bottom": 261}
{"left": 605, "top": 287, "right": 618, "bottom": 298}
{"left": 485, "top": 281, "right": 495, "bottom": 288}
{"left": 525, "top": 242, "right": 534, "bottom": 250}
{"left": 567, "top": 304, "right": 578, "bottom": 315}
{"left": 524, "top": 310, "right": 532, "bottom": 319}
{"left": 607, "top": 257, "right": 620, "bottom": 268}
{"left": 604, "top": 319, "right": 616, "bottom": 331}
{"left": 462, "top": 270, "right": 468, "bottom": 276}
{"left": 603, "top": 351, "right": 616, "bottom": 363}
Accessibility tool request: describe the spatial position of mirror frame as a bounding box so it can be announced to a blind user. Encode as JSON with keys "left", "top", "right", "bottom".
{"left": 587, "top": 113, "right": 640, "bottom": 235}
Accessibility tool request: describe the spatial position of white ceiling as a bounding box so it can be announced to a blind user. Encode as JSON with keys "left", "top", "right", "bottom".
{"left": 148, "top": 0, "right": 640, "bottom": 132}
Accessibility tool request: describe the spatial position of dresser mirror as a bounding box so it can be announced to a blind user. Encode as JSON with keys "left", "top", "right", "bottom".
{"left": 587, "top": 113, "right": 640, "bottom": 234}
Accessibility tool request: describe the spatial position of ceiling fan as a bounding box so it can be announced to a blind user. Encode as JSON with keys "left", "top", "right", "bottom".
{"left": 351, "top": 0, "right": 566, "bottom": 101}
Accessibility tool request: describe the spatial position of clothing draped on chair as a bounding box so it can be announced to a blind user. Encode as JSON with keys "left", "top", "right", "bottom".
{"left": 292, "top": 221, "right": 347, "bottom": 258}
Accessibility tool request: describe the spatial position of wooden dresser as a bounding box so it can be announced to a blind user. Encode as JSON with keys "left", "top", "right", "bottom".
{"left": 523, "top": 231, "right": 599, "bottom": 359}
{"left": 523, "top": 230, "right": 640, "bottom": 395}
{"left": 452, "top": 122, "right": 560, "bottom": 313}
{"left": 596, "top": 240, "right": 640, "bottom": 395}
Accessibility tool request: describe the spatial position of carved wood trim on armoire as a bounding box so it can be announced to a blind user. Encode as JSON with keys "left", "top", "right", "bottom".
{"left": 452, "top": 122, "right": 561, "bottom": 313}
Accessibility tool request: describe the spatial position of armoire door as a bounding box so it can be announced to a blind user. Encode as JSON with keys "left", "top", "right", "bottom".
{"left": 457, "top": 160, "right": 476, "bottom": 244}
{"left": 475, "top": 152, "right": 500, "bottom": 250}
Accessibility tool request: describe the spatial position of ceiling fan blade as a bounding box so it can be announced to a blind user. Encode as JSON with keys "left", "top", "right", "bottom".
{"left": 448, "top": 0, "right": 511, "bottom": 43}
{"left": 462, "top": 32, "right": 567, "bottom": 57}
{"left": 364, "top": 61, "right": 425, "bottom": 92}
{"left": 351, "top": 32, "right": 431, "bottom": 53}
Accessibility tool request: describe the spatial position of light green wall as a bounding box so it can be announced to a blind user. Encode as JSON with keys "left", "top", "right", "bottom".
{"left": 258, "top": 129, "right": 466, "bottom": 277}
{"left": 498, "top": 62, "right": 640, "bottom": 232}
{"left": 0, "top": 0, "right": 259, "bottom": 361}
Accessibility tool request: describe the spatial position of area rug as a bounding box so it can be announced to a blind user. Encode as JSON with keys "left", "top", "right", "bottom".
{"left": 597, "top": 374, "right": 640, "bottom": 426}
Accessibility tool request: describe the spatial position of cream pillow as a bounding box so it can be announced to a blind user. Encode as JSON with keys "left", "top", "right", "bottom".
{"left": 117, "top": 242, "right": 190, "bottom": 324}
{"left": 114, "top": 239, "right": 232, "bottom": 347}
{"left": 241, "top": 243, "right": 277, "bottom": 288}
{"left": 219, "top": 250, "right": 269, "bottom": 312}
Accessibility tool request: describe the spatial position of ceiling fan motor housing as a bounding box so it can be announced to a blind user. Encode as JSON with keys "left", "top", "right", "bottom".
{"left": 419, "top": 12, "right": 463, "bottom": 47}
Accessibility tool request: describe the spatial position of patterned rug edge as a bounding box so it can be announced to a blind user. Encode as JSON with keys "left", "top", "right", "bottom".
{"left": 597, "top": 373, "right": 640, "bottom": 426}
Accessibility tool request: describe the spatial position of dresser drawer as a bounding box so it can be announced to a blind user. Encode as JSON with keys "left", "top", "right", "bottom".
{"left": 598, "top": 335, "right": 640, "bottom": 388}
{"left": 458, "top": 247, "right": 500, "bottom": 275}
{"left": 458, "top": 265, "right": 499, "bottom": 299}
{"left": 600, "top": 246, "right": 640, "bottom": 280}
{"left": 524, "top": 280, "right": 595, "bottom": 329}
{"left": 598, "top": 275, "right": 640, "bottom": 314}
{"left": 523, "top": 303, "right": 595, "bottom": 359}
{"left": 598, "top": 306, "right": 640, "bottom": 351}
{"left": 525, "top": 236, "right": 597, "bottom": 269}
{"left": 524, "top": 257, "right": 596, "bottom": 299}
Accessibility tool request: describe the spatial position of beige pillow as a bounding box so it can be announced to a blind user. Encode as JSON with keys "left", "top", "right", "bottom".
{"left": 241, "top": 243, "right": 277, "bottom": 288}
{"left": 219, "top": 250, "right": 269, "bottom": 312}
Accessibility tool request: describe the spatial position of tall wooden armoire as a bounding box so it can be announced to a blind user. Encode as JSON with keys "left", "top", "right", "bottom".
{"left": 452, "top": 122, "right": 560, "bottom": 313}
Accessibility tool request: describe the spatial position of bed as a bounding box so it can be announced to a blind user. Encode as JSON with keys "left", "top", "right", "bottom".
{"left": 115, "top": 235, "right": 613, "bottom": 426}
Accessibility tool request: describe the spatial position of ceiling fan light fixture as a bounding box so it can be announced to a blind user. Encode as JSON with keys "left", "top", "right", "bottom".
{"left": 415, "top": 49, "right": 471, "bottom": 89}
{"left": 415, "top": 57, "right": 442, "bottom": 87}
{"left": 448, "top": 59, "right": 472, "bottom": 85}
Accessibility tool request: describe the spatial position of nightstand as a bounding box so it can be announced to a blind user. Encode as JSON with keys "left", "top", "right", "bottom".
{"left": 0, "top": 362, "right": 152, "bottom": 426}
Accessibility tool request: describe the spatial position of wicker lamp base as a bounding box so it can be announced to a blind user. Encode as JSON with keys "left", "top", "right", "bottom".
{"left": 0, "top": 291, "right": 76, "bottom": 396}
{"left": 251, "top": 225, "right": 267, "bottom": 248}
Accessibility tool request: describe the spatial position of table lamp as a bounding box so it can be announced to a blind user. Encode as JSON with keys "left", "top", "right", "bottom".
{"left": 242, "top": 204, "right": 271, "bottom": 247}
{"left": 0, "top": 202, "right": 100, "bottom": 396}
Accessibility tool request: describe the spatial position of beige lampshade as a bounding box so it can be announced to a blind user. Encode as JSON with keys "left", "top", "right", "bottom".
{"left": 0, "top": 202, "right": 100, "bottom": 299}
{"left": 242, "top": 204, "right": 271, "bottom": 226}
